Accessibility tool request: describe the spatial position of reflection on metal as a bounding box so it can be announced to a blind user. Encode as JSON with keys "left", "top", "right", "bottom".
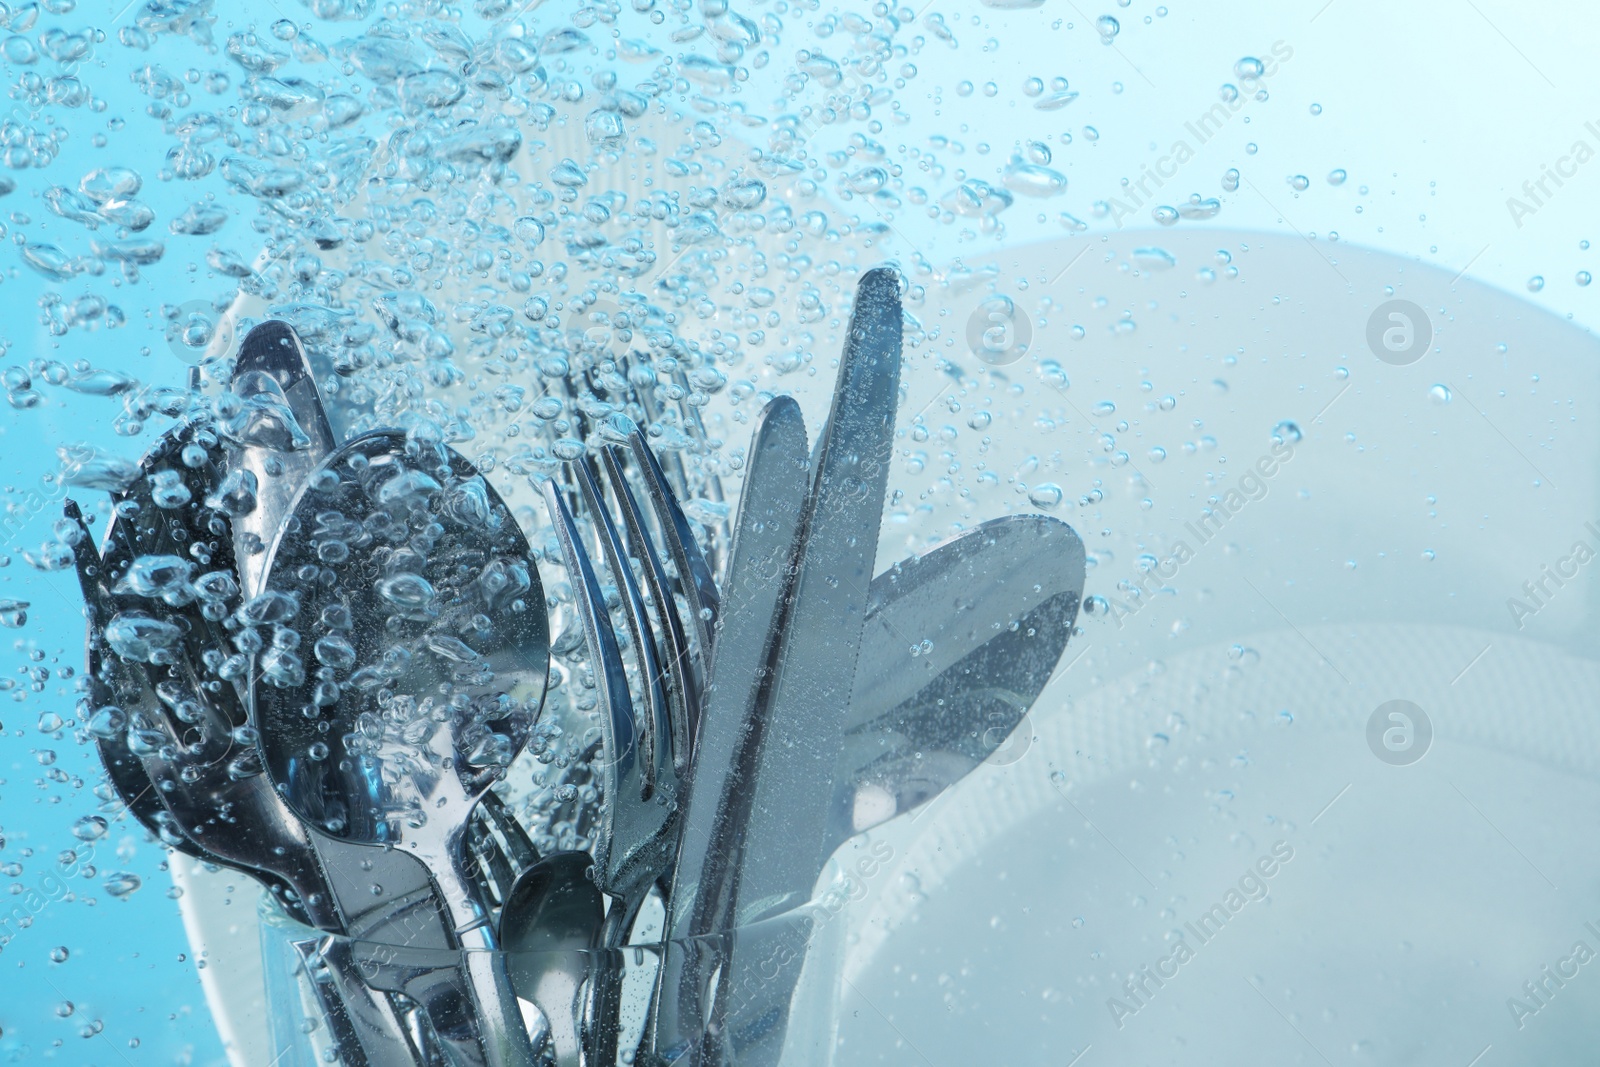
{"left": 69, "top": 268, "right": 1085, "bottom": 1065}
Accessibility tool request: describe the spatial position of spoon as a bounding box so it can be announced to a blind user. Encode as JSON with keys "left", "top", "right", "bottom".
{"left": 498, "top": 851, "right": 605, "bottom": 1067}
{"left": 223, "top": 319, "right": 338, "bottom": 599}
{"left": 226, "top": 322, "right": 485, "bottom": 1064}
{"left": 67, "top": 422, "right": 434, "bottom": 1067}
{"left": 259, "top": 429, "right": 548, "bottom": 1067}
{"left": 225, "top": 320, "right": 481, "bottom": 954}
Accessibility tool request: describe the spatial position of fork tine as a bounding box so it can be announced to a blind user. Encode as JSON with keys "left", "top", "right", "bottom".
{"left": 573, "top": 459, "right": 675, "bottom": 799}
{"left": 63, "top": 500, "right": 173, "bottom": 827}
{"left": 627, "top": 429, "right": 719, "bottom": 668}
{"left": 65, "top": 501, "right": 240, "bottom": 868}
{"left": 69, "top": 496, "right": 214, "bottom": 755}
{"left": 542, "top": 479, "right": 639, "bottom": 816}
{"left": 601, "top": 447, "right": 699, "bottom": 774}
{"left": 478, "top": 791, "right": 538, "bottom": 873}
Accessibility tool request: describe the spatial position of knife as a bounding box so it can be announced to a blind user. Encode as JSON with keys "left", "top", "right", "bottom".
{"left": 650, "top": 394, "right": 810, "bottom": 1061}
{"left": 831, "top": 514, "right": 1086, "bottom": 847}
{"left": 709, "top": 267, "right": 903, "bottom": 1065}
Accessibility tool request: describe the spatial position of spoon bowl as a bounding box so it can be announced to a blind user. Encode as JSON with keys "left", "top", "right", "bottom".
{"left": 499, "top": 851, "right": 605, "bottom": 1067}
{"left": 258, "top": 428, "right": 549, "bottom": 1067}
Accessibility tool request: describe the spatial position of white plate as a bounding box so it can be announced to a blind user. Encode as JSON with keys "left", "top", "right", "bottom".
{"left": 833, "top": 229, "right": 1600, "bottom": 1064}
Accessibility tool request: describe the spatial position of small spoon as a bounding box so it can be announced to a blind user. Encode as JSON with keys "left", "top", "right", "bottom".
{"left": 498, "top": 851, "right": 605, "bottom": 1067}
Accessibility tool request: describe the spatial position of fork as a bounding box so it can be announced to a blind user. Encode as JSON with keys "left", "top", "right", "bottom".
{"left": 538, "top": 424, "right": 723, "bottom": 1060}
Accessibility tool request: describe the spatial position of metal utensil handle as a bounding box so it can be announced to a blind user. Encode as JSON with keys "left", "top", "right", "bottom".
{"left": 295, "top": 935, "right": 429, "bottom": 1067}
{"left": 418, "top": 830, "right": 537, "bottom": 1067}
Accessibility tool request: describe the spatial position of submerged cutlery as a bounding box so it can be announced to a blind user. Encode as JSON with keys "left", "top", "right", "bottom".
{"left": 76, "top": 419, "right": 349, "bottom": 929}
{"left": 651, "top": 395, "right": 810, "bottom": 1061}
{"left": 227, "top": 323, "right": 469, "bottom": 951}
{"left": 258, "top": 429, "right": 548, "bottom": 1067}
{"left": 693, "top": 266, "right": 904, "bottom": 1066}
{"left": 228, "top": 323, "right": 489, "bottom": 1066}
{"left": 626, "top": 429, "right": 720, "bottom": 706}
{"left": 649, "top": 270, "right": 1089, "bottom": 1067}
{"left": 66, "top": 281, "right": 1090, "bottom": 1067}
{"left": 832, "top": 513, "right": 1085, "bottom": 845}
{"left": 498, "top": 851, "right": 605, "bottom": 1067}
{"left": 67, "top": 421, "right": 434, "bottom": 1067}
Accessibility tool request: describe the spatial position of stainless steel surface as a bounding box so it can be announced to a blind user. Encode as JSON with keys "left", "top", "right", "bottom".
{"left": 727, "top": 266, "right": 904, "bottom": 920}
{"left": 499, "top": 852, "right": 605, "bottom": 1067}
{"left": 72, "top": 419, "right": 449, "bottom": 1065}
{"left": 558, "top": 423, "right": 791, "bottom": 1064}
{"left": 63, "top": 300, "right": 1087, "bottom": 1067}
{"left": 479, "top": 791, "right": 539, "bottom": 875}
{"left": 627, "top": 427, "right": 720, "bottom": 706}
{"left": 228, "top": 322, "right": 466, "bottom": 1066}
{"left": 259, "top": 429, "right": 547, "bottom": 1067}
{"left": 831, "top": 514, "right": 1086, "bottom": 849}
{"left": 574, "top": 460, "right": 676, "bottom": 813}
{"left": 225, "top": 321, "right": 340, "bottom": 600}
{"left": 226, "top": 325, "right": 460, "bottom": 947}
{"left": 79, "top": 420, "right": 346, "bottom": 931}
{"left": 297, "top": 936, "right": 427, "bottom": 1067}
{"left": 710, "top": 267, "right": 904, "bottom": 1066}
{"left": 602, "top": 446, "right": 700, "bottom": 778}
{"left": 652, "top": 395, "right": 809, "bottom": 1062}
{"left": 542, "top": 482, "right": 651, "bottom": 904}
{"left": 544, "top": 479, "right": 659, "bottom": 1067}
{"left": 66, "top": 499, "right": 260, "bottom": 867}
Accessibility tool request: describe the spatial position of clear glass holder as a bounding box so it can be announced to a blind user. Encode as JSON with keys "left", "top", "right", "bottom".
{"left": 258, "top": 896, "right": 845, "bottom": 1066}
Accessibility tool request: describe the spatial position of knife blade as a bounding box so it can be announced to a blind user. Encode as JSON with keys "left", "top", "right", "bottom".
{"left": 649, "top": 394, "right": 809, "bottom": 1061}
{"left": 710, "top": 267, "right": 903, "bottom": 1066}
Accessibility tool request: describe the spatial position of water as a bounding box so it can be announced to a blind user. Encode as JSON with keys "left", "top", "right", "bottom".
{"left": 0, "top": 0, "right": 1589, "bottom": 1062}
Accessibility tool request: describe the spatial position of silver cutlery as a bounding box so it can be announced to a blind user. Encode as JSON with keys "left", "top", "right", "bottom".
{"left": 698, "top": 268, "right": 903, "bottom": 1067}
{"left": 228, "top": 323, "right": 516, "bottom": 933}
{"left": 600, "top": 444, "right": 701, "bottom": 777}
{"left": 66, "top": 423, "right": 424, "bottom": 1067}
{"left": 649, "top": 270, "right": 1088, "bottom": 1067}
{"left": 259, "top": 430, "right": 547, "bottom": 1067}
{"left": 651, "top": 394, "right": 810, "bottom": 1062}
{"left": 229, "top": 324, "right": 509, "bottom": 1066}
{"left": 498, "top": 851, "right": 605, "bottom": 1067}
{"left": 544, "top": 470, "right": 690, "bottom": 1066}
{"left": 224, "top": 320, "right": 340, "bottom": 604}
{"left": 625, "top": 429, "right": 720, "bottom": 702}
{"left": 832, "top": 513, "right": 1086, "bottom": 846}
{"left": 64, "top": 277, "right": 1090, "bottom": 1067}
